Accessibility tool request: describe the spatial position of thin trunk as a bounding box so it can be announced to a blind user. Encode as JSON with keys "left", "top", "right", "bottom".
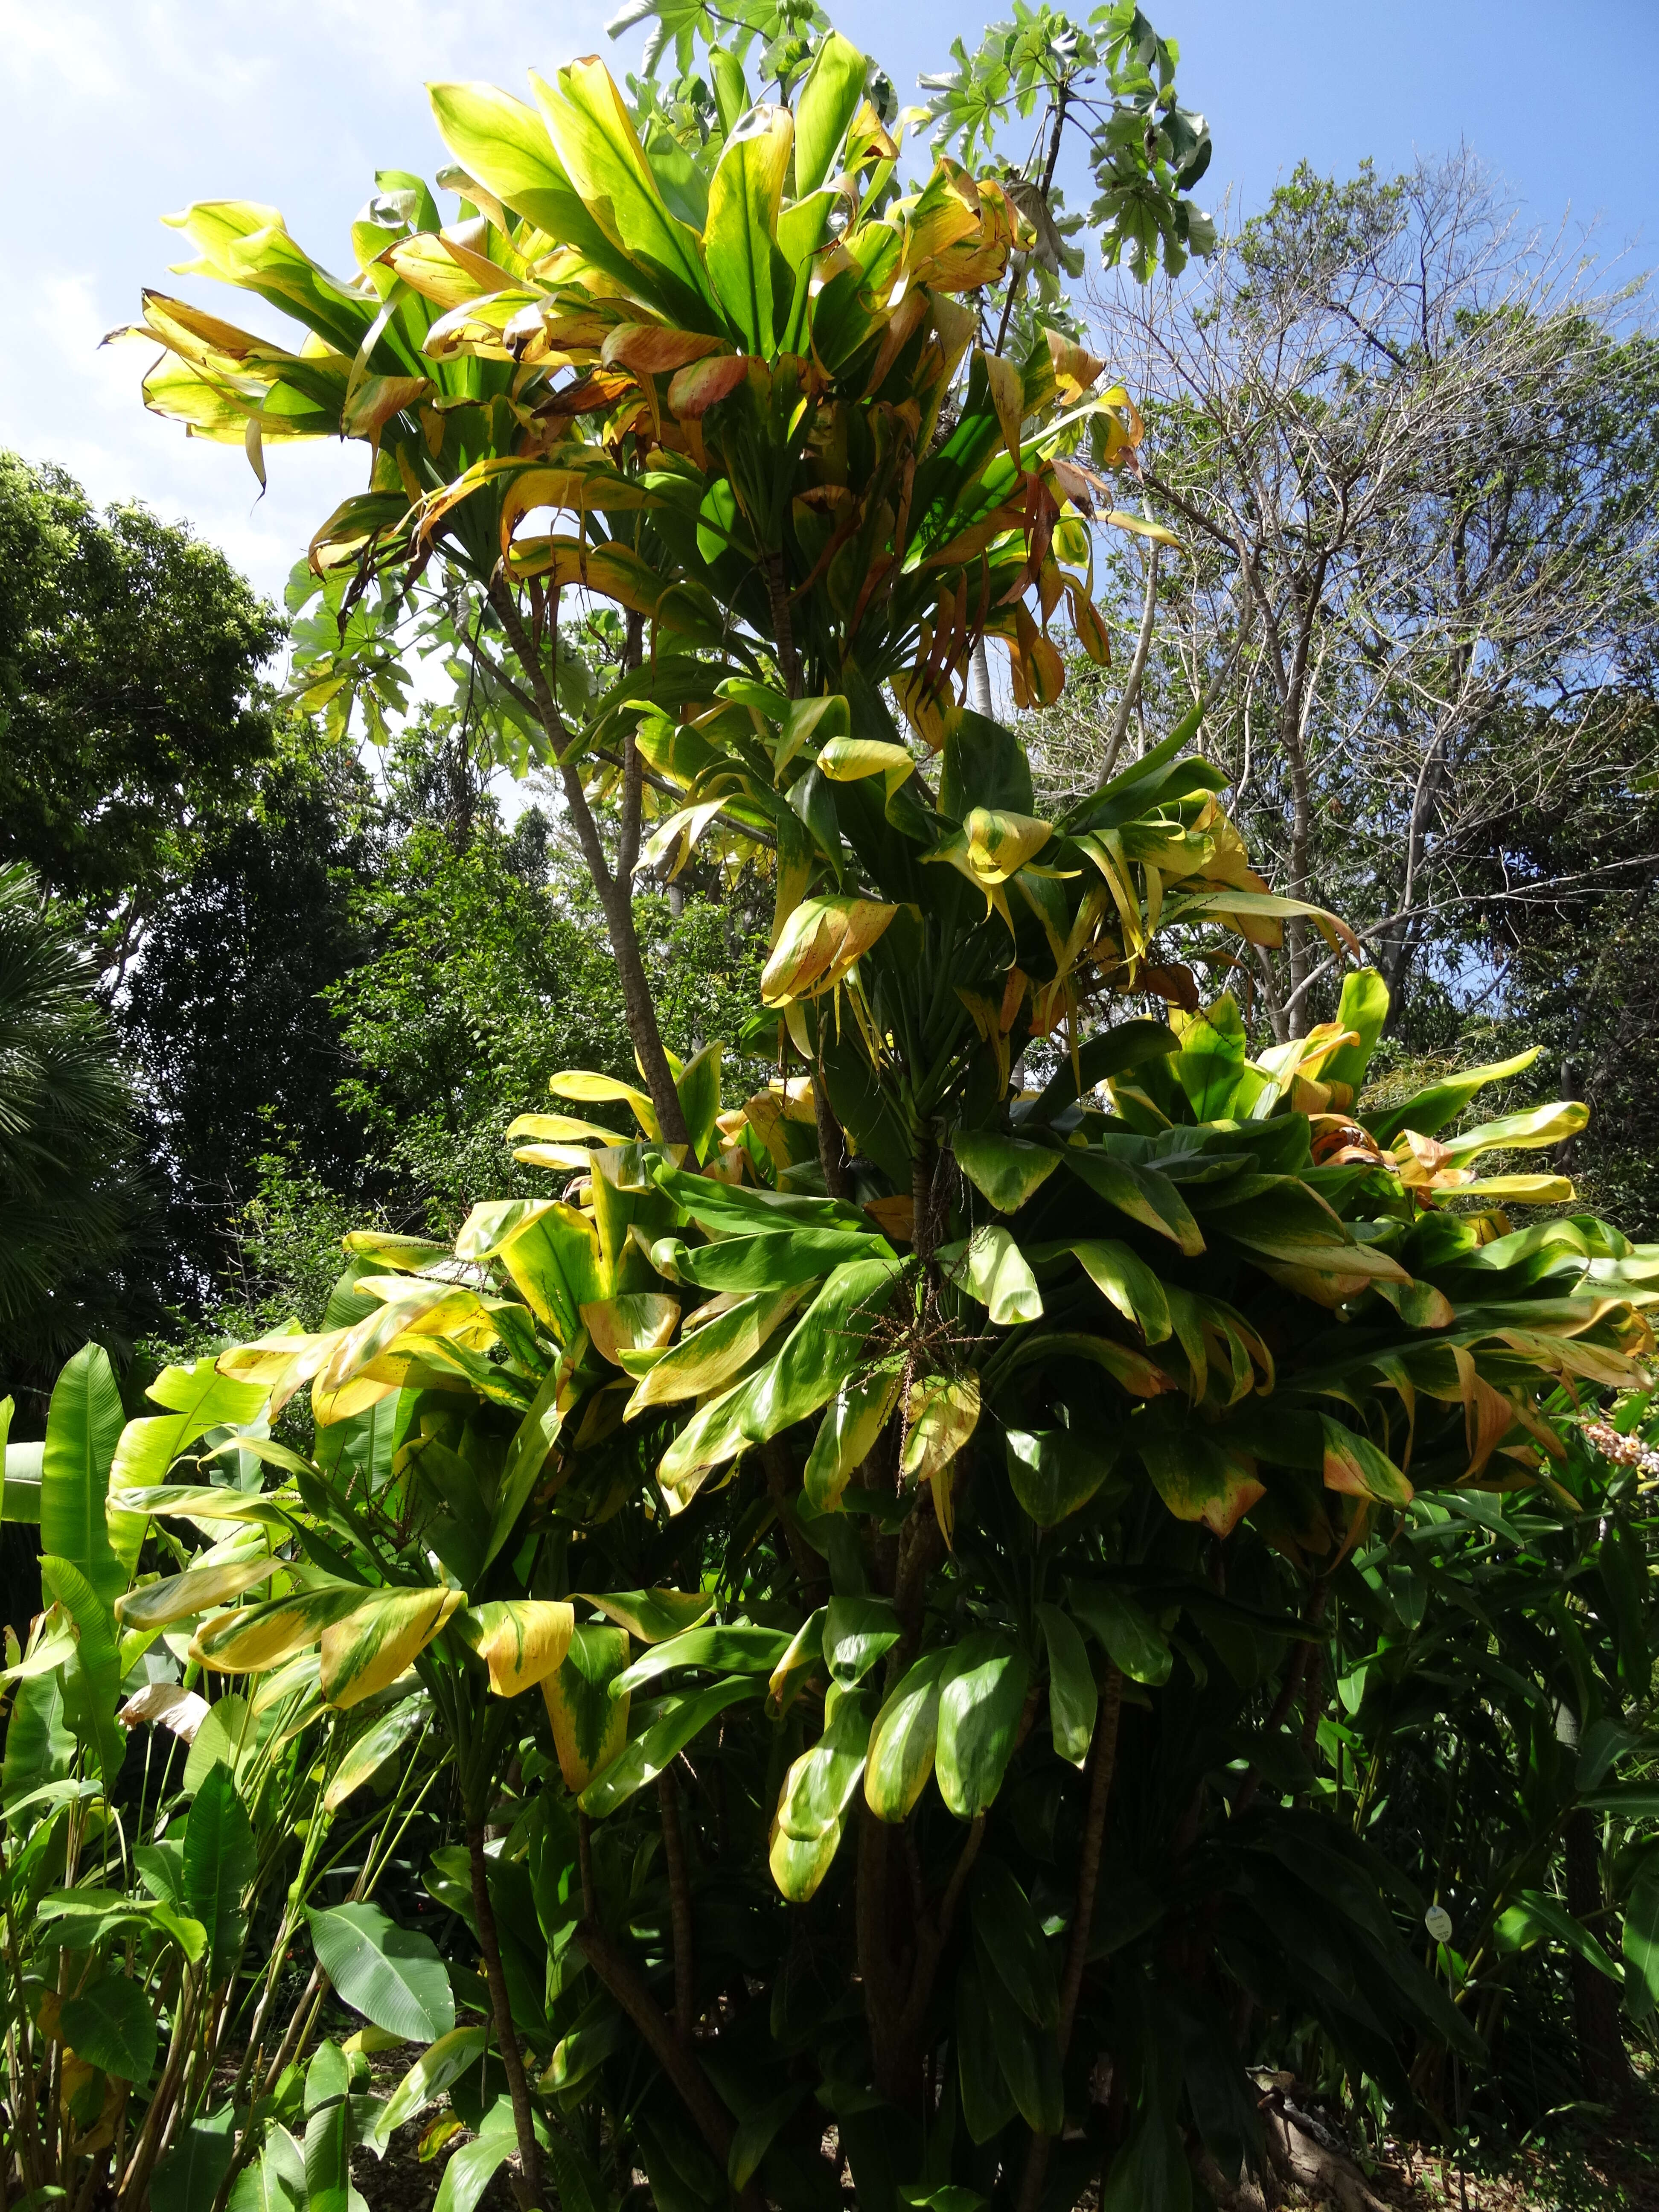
{"left": 969, "top": 637, "right": 993, "bottom": 717}
{"left": 1099, "top": 546, "right": 1159, "bottom": 783}
{"left": 1564, "top": 1807, "right": 1633, "bottom": 2107}
{"left": 813, "top": 1050, "right": 852, "bottom": 1199}
{"left": 1016, "top": 1667, "right": 1124, "bottom": 2212}
{"left": 658, "top": 1766, "right": 696, "bottom": 2040}
{"left": 489, "top": 581, "right": 689, "bottom": 1148}
{"left": 576, "top": 1921, "right": 763, "bottom": 2212}
{"left": 466, "top": 1823, "right": 542, "bottom": 2209}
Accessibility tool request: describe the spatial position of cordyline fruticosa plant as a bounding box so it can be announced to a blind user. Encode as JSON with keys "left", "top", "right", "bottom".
{"left": 78, "top": 6, "right": 1659, "bottom": 2210}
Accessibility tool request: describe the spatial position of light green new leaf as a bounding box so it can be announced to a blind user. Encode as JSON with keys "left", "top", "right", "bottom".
{"left": 308, "top": 1901, "right": 455, "bottom": 2041}
{"left": 369, "top": 2026, "right": 487, "bottom": 2149}
{"left": 864, "top": 1651, "right": 946, "bottom": 1823}
{"left": 42, "top": 1343, "right": 126, "bottom": 1610}
{"left": 940, "top": 1226, "right": 1043, "bottom": 1325}
{"left": 1439, "top": 1099, "right": 1589, "bottom": 1164}
{"left": 112, "top": 1357, "right": 269, "bottom": 1490}
{"left": 704, "top": 107, "right": 791, "bottom": 354}
{"left": 936, "top": 1633, "right": 1030, "bottom": 1819}
{"left": 1367, "top": 1046, "right": 1541, "bottom": 1147}
{"left": 1036, "top": 1603, "right": 1097, "bottom": 1766}
{"left": 794, "top": 30, "right": 867, "bottom": 193}
{"left": 228, "top": 2124, "right": 306, "bottom": 2212}
{"left": 579, "top": 1674, "right": 761, "bottom": 1818}
{"left": 1320, "top": 967, "right": 1390, "bottom": 1094}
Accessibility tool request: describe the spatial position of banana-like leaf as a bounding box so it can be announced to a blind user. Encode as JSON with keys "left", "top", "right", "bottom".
{"left": 307, "top": 1901, "right": 455, "bottom": 2041}
{"left": 463, "top": 1599, "right": 575, "bottom": 1695}
{"left": 183, "top": 1764, "right": 256, "bottom": 1982}
{"left": 42, "top": 1344, "right": 127, "bottom": 1611}
{"left": 193, "top": 1582, "right": 369, "bottom": 1676}
{"left": 116, "top": 1557, "right": 283, "bottom": 1632}
{"left": 369, "top": 2025, "right": 487, "bottom": 2150}
{"left": 320, "top": 1586, "right": 466, "bottom": 1710}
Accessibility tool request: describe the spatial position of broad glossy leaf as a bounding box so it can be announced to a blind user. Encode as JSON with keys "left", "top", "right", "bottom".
{"left": 321, "top": 1586, "right": 466, "bottom": 1710}
{"left": 193, "top": 1582, "right": 368, "bottom": 1676}
{"left": 611, "top": 1623, "right": 789, "bottom": 1695}
{"left": 61, "top": 1976, "right": 157, "bottom": 2082}
{"left": 308, "top": 1901, "right": 455, "bottom": 2041}
{"left": 805, "top": 1368, "right": 903, "bottom": 1511}
{"left": 184, "top": 1763, "right": 256, "bottom": 1981}
{"left": 795, "top": 29, "right": 867, "bottom": 194}
{"left": 369, "top": 2025, "right": 487, "bottom": 2149}
{"left": 957, "top": 1958, "right": 1017, "bottom": 2143}
{"left": 704, "top": 107, "right": 791, "bottom": 352}
{"left": 1067, "top": 1579, "right": 1171, "bottom": 1686}
{"left": 579, "top": 1674, "right": 761, "bottom": 1818}
{"left": 971, "top": 1857, "right": 1059, "bottom": 2026}
{"left": 324, "top": 1694, "right": 429, "bottom": 1811}
{"left": 153, "top": 2112, "right": 236, "bottom": 2212}
{"left": 463, "top": 1599, "right": 574, "bottom": 1696}
{"left": 653, "top": 1225, "right": 882, "bottom": 1293}
{"left": 1320, "top": 1418, "right": 1413, "bottom": 1508}
{"left": 112, "top": 1356, "right": 269, "bottom": 1492}
{"left": 1319, "top": 967, "right": 1391, "bottom": 1094}
{"left": 743, "top": 1257, "right": 904, "bottom": 1440}
{"left": 623, "top": 1287, "right": 806, "bottom": 1414}
{"left": 116, "top": 1556, "right": 282, "bottom": 1631}
{"left": 1138, "top": 1424, "right": 1265, "bottom": 1535}
{"left": 761, "top": 896, "right": 898, "bottom": 1005}
{"left": 864, "top": 1650, "right": 946, "bottom": 1822}
{"left": 41, "top": 1555, "right": 123, "bottom": 1785}
{"left": 483, "top": 1362, "right": 566, "bottom": 1572}
{"left": 824, "top": 1595, "right": 900, "bottom": 1686}
{"left": 768, "top": 1605, "right": 826, "bottom": 1715}
{"left": 228, "top": 2125, "right": 305, "bottom": 2212}
{"left": 936, "top": 1632, "right": 1029, "bottom": 1819}
{"left": 579, "top": 1588, "right": 714, "bottom": 1642}
{"left": 1367, "top": 1046, "right": 1542, "bottom": 1147}
{"left": 952, "top": 1130, "right": 1060, "bottom": 1213}
{"left": 1062, "top": 1148, "right": 1204, "bottom": 1255}
{"left": 940, "top": 1226, "right": 1042, "bottom": 1325}
{"left": 1004, "top": 1427, "right": 1121, "bottom": 1527}
{"left": 42, "top": 1343, "right": 126, "bottom": 1610}
{"left": 543, "top": 1624, "right": 631, "bottom": 1792}
{"left": 1065, "top": 1238, "right": 1173, "bottom": 1342}
{"left": 1036, "top": 1602, "right": 1097, "bottom": 1765}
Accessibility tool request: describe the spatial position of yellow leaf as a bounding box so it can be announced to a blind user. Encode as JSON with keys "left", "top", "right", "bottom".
{"left": 463, "top": 1598, "right": 575, "bottom": 1696}
{"left": 760, "top": 895, "right": 898, "bottom": 1006}
{"left": 321, "top": 1586, "right": 466, "bottom": 1710}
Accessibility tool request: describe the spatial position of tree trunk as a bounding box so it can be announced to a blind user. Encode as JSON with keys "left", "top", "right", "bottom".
{"left": 466, "top": 1824, "right": 543, "bottom": 2209}
{"left": 1564, "top": 1806, "right": 1633, "bottom": 2107}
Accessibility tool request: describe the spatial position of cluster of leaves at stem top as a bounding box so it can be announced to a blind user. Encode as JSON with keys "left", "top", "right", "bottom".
{"left": 19, "top": 7, "right": 1653, "bottom": 2211}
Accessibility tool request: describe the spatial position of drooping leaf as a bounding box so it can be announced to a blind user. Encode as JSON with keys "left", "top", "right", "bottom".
{"left": 936, "top": 1632, "right": 1029, "bottom": 1819}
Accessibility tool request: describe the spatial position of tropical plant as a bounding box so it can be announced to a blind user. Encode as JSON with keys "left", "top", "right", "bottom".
{"left": 109, "top": 8, "right": 1659, "bottom": 2207}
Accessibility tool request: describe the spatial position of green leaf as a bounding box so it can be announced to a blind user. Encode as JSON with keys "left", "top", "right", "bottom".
{"left": 1494, "top": 1888, "right": 1621, "bottom": 1982}
{"left": 1367, "top": 1046, "right": 1541, "bottom": 1147}
{"left": 434, "top": 2101, "right": 519, "bottom": 2212}
{"left": 864, "top": 1650, "right": 946, "bottom": 1823}
{"left": 956, "top": 1957, "right": 1017, "bottom": 2143}
{"left": 579, "top": 1588, "right": 714, "bottom": 1642}
{"left": 795, "top": 31, "right": 867, "bottom": 194}
{"left": 544, "top": 1624, "right": 632, "bottom": 1792}
{"left": 3, "top": 1666, "right": 73, "bottom": 1816}
{"left": 228, "top": 2125, "right": 306, "bottom": 2212}
{"left": 307, "top": 1901, "right": 456, "bottom": 2041}
{"left": 824, "top": 1595, "right": 900, "bottom": 1687}
{"left": 40, "top": 1555, "right": 123, "bottom": 1785}
{"left": 61, "top": 1976, "right": 157, "bottom": 2082}
{"left": 741, "top": 1257, "right": 903, "bottom": 1441}
{"left": 805, "top": 1368, "right": 903, "bottom": 1512}
{"left": 484, "top": 1360, "right": 565, "bottom": 1572}
{"left": 1067, "top": 1580, "right": 1172, "bottom": 1686}
{"left": 112, "top": 1356, "right": 269, "bottom": 1491}
{"left": 1004, "top": 1427, "right": 1121, "bottom": 1528}
{"left": 952, "top": 1130, "right": 1059, "bottom": 1213}
{"left": 183, "top": 1762, "right": 256, "bottom": 1982}
{"left": 579, "top": 1674, "right": 761, "bottom": 1818}
{"left": 940, "top": 1226, "right": 1043, "bottom": 1325}
{"left": 1036, "top": 1602, "right": 1097, "bottom": 1766}
{"left": 1063, "top": 1238, "right": 1173, "bottom": 1342}
{"left": 1062, "top": 1148, "right": 1204, "bottom": 1255}
{"left": 936, "top": 1632, "right": 1029, "bottom": 1819}
{"left": 1626, "top": 1870, "right": 1659, "bottom": 2020}
{"left": 972, "top": 1857, "right": 1059, "bottom": 2027}
{"left": 42, "top": 1343, "right": 126, "bottom": 1610}
{"left": 611, "top": 1623, "right": 789, "bottom": 1696}
{"left": 728, "top": 2084, "right": 808, "bottom": 2194}
{"left": 183, "top": 1694, "right": 251, "bottom": 1797}
{"left": 1320, "top": 967, "right": 1390, "bottom": 1094}
{"left": 152, "top": 2110, "right": 236, "bottom": 2212}
{"left": 369, "top": 2025, "right": 488, "bottom": 2149}
{"left": 703, "top": 108, "right": 790, "bottom": 354}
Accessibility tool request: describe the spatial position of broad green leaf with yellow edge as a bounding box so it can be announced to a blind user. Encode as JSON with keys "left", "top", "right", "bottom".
{"left": 542, "top": 1624, "right": 631, "bottom": 1792}
{"left": 320, "top": 1586, "right": 466, "bottom": 1709}
{"left": 463, "top": 1600, "right": 575, "bottom": 1696}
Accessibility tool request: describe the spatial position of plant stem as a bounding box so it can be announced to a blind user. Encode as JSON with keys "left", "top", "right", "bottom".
{"left": 658, "top": 1765, "right": 696, "bottom": 2040}
{"left": 466, "top": 1822, "right": 542, "bottom": 2210}
{"left": 1016, "top": 1664, "right": 1123, "bottom": 2212}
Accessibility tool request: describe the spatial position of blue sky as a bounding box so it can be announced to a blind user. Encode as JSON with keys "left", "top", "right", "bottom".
{"left": 1, "top": 0, "right": 1653, "bottom": 605}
